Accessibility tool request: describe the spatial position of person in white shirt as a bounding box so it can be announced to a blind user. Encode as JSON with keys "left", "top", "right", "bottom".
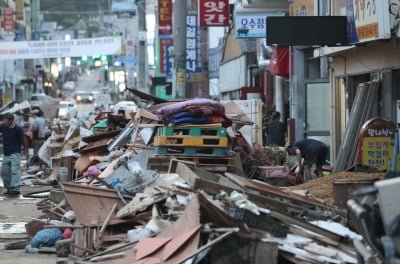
{"left": 32, "top": 109, "right": 45, "bottom": 156}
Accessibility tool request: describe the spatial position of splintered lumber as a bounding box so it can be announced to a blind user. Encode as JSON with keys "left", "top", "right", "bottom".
{"left": 303, "top": 243, "right": 338, "bottom": 259}
{"left": 100, "top": 203, "right": 118, "bottom": 235}
{"left": 176, "top": 163, "right": 331, "bottom": 221}
{"left": 72, "top": 243, "right": 97, "bottom": 255}
{"left": 224, "top": 172, "right": 332, "bottom": 209}
{"left": 90, "top": 252, "right": 126, "bottom": 262}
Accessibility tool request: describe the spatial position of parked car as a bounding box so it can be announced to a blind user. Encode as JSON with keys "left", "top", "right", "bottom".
{"left": 113, "top": 101, "right": 138, "bottom": 113}
{"left": 58, "top": 101, "right": 77, "bottom": 119}
{"left": 63, "top": 81, "right": 76, "bottom": 91}
{"left": 75, "top": 91, "right": 94, "bottom": 103}
{"left": 30, "top": 93, "right": 46, "bottom": 107}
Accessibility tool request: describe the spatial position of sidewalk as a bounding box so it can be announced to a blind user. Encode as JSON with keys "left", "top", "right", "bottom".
{"left": 0, "top": 185, "right": 56, "bottom": 264}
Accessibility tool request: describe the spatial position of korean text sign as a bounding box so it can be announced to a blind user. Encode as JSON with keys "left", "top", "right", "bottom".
{"left": 235, "top": 13, "right": 284, "bottom": 38}
{"left": 186, "top": 13, "right": 202, "bottom": 74}
{"left": 359, "top": 117, "right": 400, "bottom": 171}
{"left": 0, "top": 37, "right": 121, "bottom": 59}
{"left": 3, "top": 8, "right": 14, "bottom": 32}
{"left": 158, "top": 0, "right": 173, "bottom": 35}
{"left": 199, "top": 0, "right": 229, "bottom": 27}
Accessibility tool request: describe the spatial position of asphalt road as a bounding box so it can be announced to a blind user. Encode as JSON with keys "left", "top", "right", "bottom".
{"left": 63, "top": 71, "right": 100, "bottom": 117}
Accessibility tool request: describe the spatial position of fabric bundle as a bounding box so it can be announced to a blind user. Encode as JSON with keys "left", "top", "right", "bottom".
{"left": 156, "top": 98, "right": 232, "bottom": 127}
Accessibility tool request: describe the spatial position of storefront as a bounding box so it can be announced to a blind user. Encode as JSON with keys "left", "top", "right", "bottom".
{"left": 325, "top": 40, "right": 400, "bottom": 161}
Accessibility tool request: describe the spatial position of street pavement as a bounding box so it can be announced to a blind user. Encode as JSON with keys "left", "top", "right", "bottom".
{"left": 63, "top": 71, "right": 100, "bottom": 116}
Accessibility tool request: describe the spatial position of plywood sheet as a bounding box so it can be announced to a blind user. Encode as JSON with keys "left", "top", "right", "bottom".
{"left": 135, "top": 237, "right": 171, "bottom": 260}
{"left": 61, "top": 182, "right": 124, "bottom": 226}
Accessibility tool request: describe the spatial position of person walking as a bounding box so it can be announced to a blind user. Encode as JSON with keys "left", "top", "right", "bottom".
{"left": 286, "top": 139, "right": 328, "bottom": 182}
{"left": 32, "top": 109, "right": 45, "bottom": 156}
{"left": 0, "top": 113, "right": 29, "bottom": 196}
{"left": 265, "top": 111, "right": 287, "bottom": 147}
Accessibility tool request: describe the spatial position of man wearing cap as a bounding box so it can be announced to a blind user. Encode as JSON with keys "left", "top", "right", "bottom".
{"left": 286, "top": 139, "right": 328, "bottom": 182}
{"left": 0, "top": 113, "right": 29, "bottom": 196}
{"left": 32, "top": 110, "right": 45, "bottom": 156}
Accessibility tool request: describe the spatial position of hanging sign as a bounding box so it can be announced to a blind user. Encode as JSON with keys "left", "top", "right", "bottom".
{"left": 2, "top": 8, "right": 14, "bottom": 32}
{"left": 158, "top": 0, "right": 173, "bottom": 35}
{"left": 199, "top": 0, "right": 229, "bottom": 27}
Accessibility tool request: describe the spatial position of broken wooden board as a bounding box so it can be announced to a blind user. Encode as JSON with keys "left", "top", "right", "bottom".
{"left": 176, "top": 163, "right": 350, "bottom": 244}
{"left": 224, "top": 172, "right": 333, "bottom": 209}
{"left": 95, "top": 195, "right": 201, "bottom": 264}
{"left": 135, "top": 237, "right": 171, "bottom": 260}
{"left": 61, "top": 182, "right": 124, "bottom": 226}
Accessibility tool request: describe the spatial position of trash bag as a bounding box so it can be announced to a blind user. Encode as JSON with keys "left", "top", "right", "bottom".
{"left": 30, "top": 228, "right": 63, "bottom": 248}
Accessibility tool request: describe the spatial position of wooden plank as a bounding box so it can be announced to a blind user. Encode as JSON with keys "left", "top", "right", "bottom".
{"left": 176, "top": 163, "right": 324, "bottom": 220}
{"left": 90, "top": 252, "right": 126, "bottom": 262}
{"left": 100, "top": 203, "right": 118, "bottom": 235}
{"left": 71, "top": 243, "right": 97, "bottom": 255}
{"left": 177, "top": 164, "right": 349, "bottom": 244}
{"left": 224, "top": 172, "right": 333, "bottom": 209}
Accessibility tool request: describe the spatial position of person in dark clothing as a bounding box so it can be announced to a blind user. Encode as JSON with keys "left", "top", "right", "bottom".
{"left": 286, "top": 139, "right": 328, "bottom": 182}
{"left": 0, "top": 113, "right": 29, "bottom": 196}
{"left": 265, "top": 111, "right": 286, "bottom": 147}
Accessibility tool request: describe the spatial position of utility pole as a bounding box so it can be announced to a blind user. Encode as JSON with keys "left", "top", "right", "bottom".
{"left": 137, "top": 0, "right": 148, "bottom": 93}
{"left": 172, "top": 0, "right": 187, "bottom": 98}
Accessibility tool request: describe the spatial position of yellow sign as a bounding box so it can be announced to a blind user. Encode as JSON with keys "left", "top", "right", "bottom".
{"left": 289, "top": 0, "right": 314, "bottom": 16}
{"left": 359, "top": 118, "right": 400, "bottom": 171}
{"left": 356, "top": 23, "right": 379, "bottom": 40}
{"left": 15, "top": 0, "right": 24, "bottom": 20}
{"left": 176, "top": 69, "right": 185, "bottom": 84}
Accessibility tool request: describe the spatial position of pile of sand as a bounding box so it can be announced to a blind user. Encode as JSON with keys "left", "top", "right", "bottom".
{"left": 287, "top": 172, "right": 385, "bottom": 205}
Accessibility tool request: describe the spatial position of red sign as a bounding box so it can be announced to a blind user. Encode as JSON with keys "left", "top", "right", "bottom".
{"left": 159, "top": 38, "right": 173, "bottom": 74}
{"left": 199, "top": 0, "right": 229, "bottom": 27}
{"left": 2, "top": 8, "right": 14, "bottom": 32}
{"left": 158, "top": 0, "right": 173, "bottom": 35}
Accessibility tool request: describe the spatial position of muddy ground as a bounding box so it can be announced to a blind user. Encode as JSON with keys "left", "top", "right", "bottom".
{"left": 0, "top": 185, "right": 58, "bottom": 264}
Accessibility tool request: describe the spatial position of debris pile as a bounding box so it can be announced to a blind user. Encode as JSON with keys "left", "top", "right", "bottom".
{"left": 7, "top": 96, "right": 378, "bottom": 263}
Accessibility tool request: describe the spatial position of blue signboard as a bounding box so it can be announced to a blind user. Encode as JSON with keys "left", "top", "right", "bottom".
{"left": 208, "top": 47, "right": 222, "bottom": 79}
{"left": 235, "top": 13, "right": 285, "bottom": 38}
{"left": 186, "top": 13, "right": 202, "bottom": 74}
{"left": 345, "top": 0, "right": 359, "bottom": 44}
{"left": 165, "top": 44, "right": 173, "bottom": 82}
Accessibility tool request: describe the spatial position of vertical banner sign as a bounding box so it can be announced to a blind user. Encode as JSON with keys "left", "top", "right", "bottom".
{"left": 15, "top": 0, "right": 24, "bottom": 20}
{"left": 158, "top": 0, "right": 173, "bottom": 35}
{"left": 165, "top": 44, "right": 174, "bottom": 82}
{"left": 3, "top": 8, "right": 14, "bottom": 32}
{"left": 126, "top": 40, "right": 136, "bottom": 87}
{"left": 208, "top": 46, "right": 222, "bottom": 78}
{"left": 199, "top": 0, "right": 229, "bottom": 27}
{"left": 160, "top": 38, "right": 173, "bottom": 74}
{"left": 186, "top": 12, "right": 202, "bottom": 81}
{"left": 359, "top": 118, "right": 400, "bottom": 170}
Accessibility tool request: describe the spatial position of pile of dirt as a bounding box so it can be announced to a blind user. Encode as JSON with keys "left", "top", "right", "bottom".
{"left": 287, "top": 172, "right": 385, "bottom": 205}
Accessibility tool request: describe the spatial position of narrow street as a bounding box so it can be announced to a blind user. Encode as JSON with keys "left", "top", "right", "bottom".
{"left": 0, "top": 185, "right": 56, "bottom": 264}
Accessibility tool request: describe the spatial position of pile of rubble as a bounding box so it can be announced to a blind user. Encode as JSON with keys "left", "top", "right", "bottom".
{"left": 15, "top": 96, "right": 367, "bottom": 263}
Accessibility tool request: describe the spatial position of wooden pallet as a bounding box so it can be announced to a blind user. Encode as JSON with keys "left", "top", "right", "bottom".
{"left": 154, "top": 136, "right": 229, "bottom": 147}
{"left": 147, "top": 156, "right": 237, "bottom": 173}
{"left": 158, "top": 126, "right": 227, "bottom": 137}
{"left": 155, "top": 146, "right": 227, "bottom": 157}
